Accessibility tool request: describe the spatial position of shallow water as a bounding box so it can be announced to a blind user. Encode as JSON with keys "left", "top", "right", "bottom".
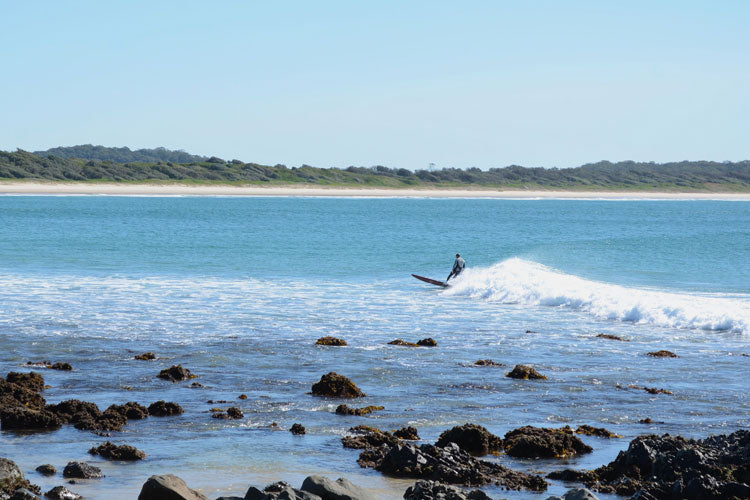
{"left": 0, "top": 197, "right": 748, "bottom": 499}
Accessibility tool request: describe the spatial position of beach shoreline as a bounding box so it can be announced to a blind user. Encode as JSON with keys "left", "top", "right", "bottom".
{"left": 1, "top": 181, "right": 750, "bottom": 199}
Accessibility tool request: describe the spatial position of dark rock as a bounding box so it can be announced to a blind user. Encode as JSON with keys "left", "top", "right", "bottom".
{"left": 416, "top": 338, "right": 437, "bottom": 347}
{"left": 506, "top": 365, "right": 547, "bottom": 380}
{"left": 595, "top": 333, "right": 627, "bottom": 341}
{"left": 335, "top": 404, "right": 384, "bottom": 416}
{"left": 403, "top": 480, "right": 491, "bottom": 500}
{"left": 394, "top": 426, "right": 420, "bottom": 440}
{"left": 388, "top": 339, "right": 418, "bottom": 347}
{"left": 575, "top": 425, "right": 622, "bottom": 438}
{"left": 73, "top": 407, "right": 127, "bottom": 432}
{"left": 244, "top": 481, "right": 321, "bottom": 500}
{"left": 503, "top": 426, "right": 592, "bottom": 458}
{"left": 341, "top": 426, "right": 399, "bottom": 449}
{"left": 134, "top": 352, "right": 156, "bottom": 360}
{"left": 44, "top": 486, "right": 82, "bottom": 500}
{"left": 435, "top": 424, "right": 503, "bottom": 456}
{"left": 643, "top": 387, "right": 672, "bottom": 395}
{"left": 300, "top": 475, "right": 376, "bottom": 500}
{"left": 315, "top": 336, "right": 348, "bottom": 346}
{"left": 1, "top": 458, "right": 37, "bottom": 497}
{"left": 311, "top": 373, "right": 365, "bottom": 398}
{"left": 34, "top": 465, "right": 56, "bottom": 476}
{"left": 6, "top": 372, "right": 45, "bottom": 393}
{"left": 148, "top": 400, "right": 183, "bottom": 417}
{"left": 546, "top": 469, "right": 597, "bottom": 482}
{"left": 646, "top": 350, "right": 679, "bottom": 358}
{"left": 554, "top": 489, "right": 600, "bottom": 500}
{"left": 1, "top": 407, "right": 62, "bottom": 431}
{"left": 238, "top": 394, "right": 248, "bottom": 400}
{"left": 290, "top": 423, "right": 306, "bottom": 435}
{"left": 212, "top": 407, "right": 243, "bottom": 420}
{"left": 46, "top": 399, "right": 100, "bottom": 424}
{"left": 137, "top": 474, "right": 207, "bottom": 500}
{"left": 0, "top": 377, "right": 46, "bottom": 411}
{"left": 49, "top": 363, "right": 72, "bottom": 371}
{"left": 358, "top": 442, "right": 547, "bottom": 491}
{"left": 157, "top": 365, "right": 195, "bottom": 382}
{"left": 190, "top": 382, "right": 204, "bottom": 388}
{"left": 9, "top": 489, "right": 41, "bottom": 500}
{"left": 88, "top": 441, "right": 146, "bottom": 460}
{"left": 61, "top": 462, "right": 102, "bottom": 479}
{"left": 473, "top": 359, "right": 502, "bottom": 367}
{"left": 106, "top": 401, "right": 149, "bottom": 420}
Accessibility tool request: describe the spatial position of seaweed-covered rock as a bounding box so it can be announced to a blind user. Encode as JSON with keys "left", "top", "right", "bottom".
{"left": 342, "top": 426, "right": 399, "bottom": 449}
{"left": 34, "top": 465, "right": 56, "bottom": 476}
{"left": 1, "top": 458, "right": 41, "bottom": 497}
{"left": 0, "top": 377, "right": 46, "bottom": 411}
{"left": 595, "top": 333, "right": 627, "bottom": 341}
{"left": 506, "top": 365, "right": 547, "bottom": 380}
{"left": 358, "top": 442, "right": 547, "bottom": 491}
{"left": 290, "top": 423, "right": 306, "bottom": 435}
{"left": 646, "top": 350, "right": 679, "bottom": 358}
{"left": 315, "top": 336, "right": 347, "bottom": 346}
{"left": 503, "top": 426, "right": 592, "bottom": 458}
{"left": 388, "top": 339, "right": 418, "bottom": 347}
{"left": 417, "top": 338, "right": 437, "bottom": 347}
{"left": 106, "top": 401, "right": 149, "bottom": 420}
{"left": 6, "top": 372, "right": 45, "bottom": 393}
{"left": 311, "top": 372, "right": 365, "bottom": 398}
{"left": 157, "top": 365, "right": 195, "bottom": 382}
{"left": 134, "top": 352, "right": 156, "bottom": 360}
{"left": 137, "top": 474, "right": 207, "bottom": 500}
{"left": 73, "top": 407, "right": 127, "bottom": 432}
{"left": 0, "top": 407, "right": 62, "bottom": 431}
{"left": 46, "top": 400, "right": 100, "bottom": 424}
{"left": 335, "top": 404, "right": 384, "bottom": 416}
{"left": 44, "top": 486, "right": 82, "bottom": 500}
{"left": 575, "top": 425, "right": 621, "bottom": 438}
{"left": 473, "top": 359, "right": 503, "bottom": 367}
{"left": 88, "top": 441, "right": 146, "bottom": 460}
{"left": 435, "top": 424, "right": 503, "bottom": 456}
{"left": 62, "top": 462, "right": 102, "bottom": 479}
{"left": 394, "top": 426, "right": 420, "bottom": 440}
{"left": 148, "top": 400, "right": 183, "bottom": 417}
{"left": 403, "top": 480, "right": 491, "bottom": 500}
{"left": 49, "top": 363, "right": 72, "bottom": 371}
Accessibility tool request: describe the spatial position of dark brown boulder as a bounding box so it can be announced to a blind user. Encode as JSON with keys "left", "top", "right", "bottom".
{"left": 506, "top": 365, "right": 547, "bottom": 380}
{"left": 157, "top": 365, "right": 195, "bottom": 382}
{"left": 435, "top": 423, "right": 503, "bottom": 456}
{"left": 388, "top": 339, "right": 418, "bottom": 347}
{"left": 290, "top": 423, "right": 306, "bottom": 435}
{"left": 416, "top": 338, "right": 437, "bottom": 347}
{"left": 74, "top": 408, "right": 127, "bottom": 432}
{"left": 49, "top": 363, "right": 73, "bottom": 371}
{"left": 575, "top": 425, "right": 622, "bottom": 438}
{"left": 335, "top": 404, "right": 384, "bottom": 416}
{"left": 315, "top": 336, "right": 348, "bottom": 346}
{"left": 0, "top": 407, "right": 62, "bottom": 431}
{"left": 89, "top": 441, "right": 146, "bottom": 460}
{"left": 0, "top": 377, "right": 46, "bottom": 410}
{"left": 503, "top": 426, "right": 592, "bottom": 458}
{"left": 148, "top": 401, "right": 183, "bottom": 417}
{"left": 646, "top": 350, "right": 679, "bottom": 358}
{"left": 474, "top": 359, "right": 503, "bottom": 366}
{"left": 134, "top": 352, "right": 156, "bottom": 360}
{"left": 35, "top": 464, "right": 56, "bottom": 476}
{"left": 46, "top": 399, "right": 101, "bottom": 424}
{"left": 393, "top": 426, "right": 420, "bottom": 440}
{"left": 106, "top": 402, "right": 149, "bottom": 420}
{"left": 212, "top": 407, "right": 243, "bottom": 420}
{"left": 62, "top": 461, "right": 103, "bottom": 479}
{"left": 6, "top": 372, "right": 45, "bottom": 392}
{"left": 311, "top": 372, "right": 365, "bottom": 398}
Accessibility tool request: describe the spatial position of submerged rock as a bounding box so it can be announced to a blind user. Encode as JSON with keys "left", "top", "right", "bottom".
{"left": 34, "top": 464, "right": 56, "bottom": 476}
{"left": 62, "top": 462, "right": 102, "bottom": 479}
{"left": 88, "top": 441, "right": 146, "bottom": 460}
{"left": 404, "top": 480, "right": 491, "bottom": 500}
{"left": 157, "top": 365, "right": 195, "bottom": 382}
{"left": 503, "top": 426, "right": 592, "bottom": 458}
{"left": 646, "top": 350, "right": 679, "bottom": 358}
{"left": 416, "top": 338, "right": 437, "bottom": 347}
{"left": 506, "top": 365, "right": 547, "bottom": 380}
{"left": 335, "top": 404, "right": 384, "bottom": 416}
{"left": 134, "top": 352, "right": 156, "bottom": 360}
{"left": 473, "top": 359, "right": 503, "bottom": 367}
{"left": 315, "top": 336, "right": 348, "bottom": 346}
{"left": 148, "top": 400, "right": 184, "bottom": 417}
{"left": 212, "top": 407, "right": 243, "bottom": 420}
{"left": 388, "top": 339, "right": 419, "bottom": 347}
{"left": 311, "top": 372, "right": 365, "bottom": 398}
{"left": 137, "top": 474, "right": 207, "bottom": 500}
{"left": 394, "top": 426, "right": 420, "bottom": 440}
{"left": 49, "top": 363, "right": 72, "bottom": 371}
{"left": 44, "top": 485, "right": 82, "bottom": 500}
{"left": 435, "top": 423, "right": 503, "bottom": 456}
{"left": 8, "top": 488, "right": 41, "bottom": 499}
{"left": 575, "top": 425, "right": 622, "bottom": 438}
{"left": 290, "top": 423, "right": 306, "bottom": 435}
{"left": 594, "top": 333, "right": 627, "bottom": 341}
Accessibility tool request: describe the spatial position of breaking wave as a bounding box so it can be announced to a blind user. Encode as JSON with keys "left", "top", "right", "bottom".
{"left": 443, "top": 258, "right": 749, "bottom": 334}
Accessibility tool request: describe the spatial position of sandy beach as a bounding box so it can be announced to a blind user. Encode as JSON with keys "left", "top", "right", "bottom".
{"left": 2, "top": 181, "right": 749, "bottom": 199}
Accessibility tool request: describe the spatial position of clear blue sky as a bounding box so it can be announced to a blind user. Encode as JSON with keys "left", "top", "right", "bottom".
{"left": 2, "top": 1, "right": 748, "bottom": 169}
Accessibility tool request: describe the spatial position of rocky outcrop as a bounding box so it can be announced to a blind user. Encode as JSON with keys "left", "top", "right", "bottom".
{"left": 157, "top": 365, "right": 195, "bottom": 382}
{"left": 311, "top": 373, "right": 365, "bottom": 398}
{"left": 106, "top": 401, "right": 149, "bottom": 420}
{"left": 315, "top": 336, "right": 347, "bottom": 346}
{"left": 148, "top": 401, "right": 184, "bottom": 417}
{"left": 137, "top": 474, "right": 207, "bottom": 500}
{"left": 357, "top": 442, "right": 547, "bottom": 491}
{"left": 341, "top": 426, "right": 399, "bottom": 450}
{"left": 506, "top": 365, "right": 547, "bottom": 380}
{"left": 544, "top": 488, "right": 600, "bottom": 500}
{"left": 388, "top": 339, "right": 418, "bottom": 347}
{"left": 290, "top": 423, "right": 306, "bottom": 435}
{"left": 394, "top": 426, "right": 420, "bottom": 440}
{"left": 44, "top": 486, "right": 82, "bottom": 500}
{"left": 435, "top": 424, "right": 503, "bottom": 456}
{"left": 416, "top": 338, "right": 437, "bottom": 347}
{"left": 387, "top": 338, "right": 437, "bottom": 347}
{"left": 61, "top": 462, "right": 102, "bottom": 479}
{"left": 403, "top": 480, "right": 491, "bottom": 500}
{"left": 88, "top": 441, "right": 146, "bottom": 460}
{"left": 646, "top": 350, "right": 679, "bottom": 358}
{"left": 473, "top": 359, "right": 502, "bottom": 367}
{"left": 503, "top": 426, "right": 592, "bottom": 458}
{"left": 5, "top": 372, "right": 45, "bottom": 393}
{"left": 134, "top": 352, "right": 156, "bottom": 360}
{"left": 0, "top": 458, "right": 41, "bottom": 498}
{"left": 0, "top": 407, "right": 62, "bottom": 431}
{"left": 212, "top": 407, "right": 243, "bottom": 420}
{"left": 25, "top": 361, "right": 72, "bottom": 371}
{"left": 300, "top": 475, "right": 376, "bottom": 500}
{"left": 46, "top": 399, "right": 126, "bottom": 432}
{"left": 574, "top": 425, "right": 621, "bottom": 438}
{"left": 335, "top": 404, "right": 384, "bottom": 416}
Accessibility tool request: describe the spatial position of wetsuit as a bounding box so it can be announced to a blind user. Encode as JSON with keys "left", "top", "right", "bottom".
{"left": 447, "top": 257, "right": 466, "bottom": 281}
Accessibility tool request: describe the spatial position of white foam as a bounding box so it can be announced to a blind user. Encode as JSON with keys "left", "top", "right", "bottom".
{"left": 443, "top": 258, "right": 750, "bottom": 334}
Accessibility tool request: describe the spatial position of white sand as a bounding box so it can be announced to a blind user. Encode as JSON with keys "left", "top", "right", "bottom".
{"left": 1, "top": 181, "right": 749, "bottom": 199}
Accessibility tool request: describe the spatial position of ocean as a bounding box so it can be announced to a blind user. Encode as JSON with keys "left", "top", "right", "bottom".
{"left": 1, "top": 196, "right": 748, "bottom": 499}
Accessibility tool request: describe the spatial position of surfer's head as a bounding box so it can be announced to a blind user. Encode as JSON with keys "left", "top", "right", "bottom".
{"left": 456, "top": 253, "right": 460, "bottom": 258}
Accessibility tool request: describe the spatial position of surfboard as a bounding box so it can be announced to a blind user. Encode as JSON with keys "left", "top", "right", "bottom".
{"left": 411, "top": 274, "right": 449, "bottom": 287}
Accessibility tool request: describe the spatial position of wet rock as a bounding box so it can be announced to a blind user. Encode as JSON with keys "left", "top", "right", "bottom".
{"left": 575, "top": 425, "right": 621, "bottom": 438}
{"left": 44, "top": 486, "right": 82, "bottom": 500}
{"left": 506, "top": 365, "right": 547, "bottom": 380}
{"left": 73, "top": 407, "right": 127, "bottom": 432}
{"left": 49, "top": 363, "right": 72, "bottom": 372}
{"left": 643, "top": 387, "right": 672, "bottom": 395}
{"left": 6, "top": 372, "right": 45, "bottom": 393}
{"left": 134, "top": 352, "right": 156, "bottom": 360}
{"left": 88, "top": 441, "right": 146, "bottom": 460}
{"left": 341, "top": 426, "right": 399, "bottom": 450}
{"left": 394, "top": 426, "right": 420, "bottom": 440}
{"left": 244, "top": 481, "right": 322, "bottom": 500}
{"left": 106, "top": 401, "right": 149, "bottom": 420}
{"left": 311, "top": 373, "right": 365, "bottom": 398}
{"left": 638, "top": 417, "right": 665, "bottom": 424}
{"left": 61, "top": 462, "right": 102, "bottom": 479}
{"left": 190, "top": 382, "right": 204, "bottom": 388}
{"left": 358, "top": 442, "right": 547, "bottom": 491}
{"left": 1, "top": 458, "right": 40, "bottom": 497}
{"left": 0, "top": 377, "right": 46, "bottom": 411}
{"left": 546, "top": 469, "right": 597, "bottom": 483}
{"left": 46, "top": 400, "right": 100, "bottom": 424}
{"left": 403, "top": 480, "right": 491, "bottom": 500}
{"left": 238, "top": 394, "right": 248, "bottom": 400}
{"left": 595, "top": 333, "right": 627, "bottom": 341}
{"left": 157, "top": 365, "right": 195, "bottom": 382}
{"left": 300, "top": 475, "right": 376, "bottom": 500}
{"left": 646, "top": 350, "right": 679, "bottom": 358}
{"left": 315, "top": 336, "right": 348, "bottom": 346}
{"left": 435, "top": 423, "right": 503, "bottom": 456}
{"left": 546, "top": 488, "right": 600, "bottom": 500}
{"left": 9, "top": 489, "right": 41, "bottom": 500}
{"left": 388, "top": 339, "right": 419, "bottom": 347}
{"left": 290, "top": 423, "right": 306, "bottom": 435}
{"left": 0, "top": 407, "right": 62, "bottom": 431}
{"left": 416, "top": 338, "right": 437, "bottom": 347}
{"left": 212, "top": 407, "right": 243, "bottom": 420}
{"left": 503, "top": 426, "right": 592, "bottom": 458}
{"left": 473, "top": 359, "right": 502, "bottom": 367}
{"left": 335, "top": 404, "right": 384, "bottom": 416}
{"left": 148, "top": 400, "right": 184, "bottom": 417}
{"left": 34, "top": 465, "right": 56, "bottom": 476}
{"left": 137, "top": 474, "right": 207, "bottom": 500}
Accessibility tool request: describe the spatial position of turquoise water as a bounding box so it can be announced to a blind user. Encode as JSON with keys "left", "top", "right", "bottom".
{"left": 0, "top": 196, "right": 748, "bottom": 499}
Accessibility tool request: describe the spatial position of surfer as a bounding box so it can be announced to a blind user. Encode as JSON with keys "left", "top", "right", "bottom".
{"left": 446, "top": 253, "right": 466, "bottom": 282}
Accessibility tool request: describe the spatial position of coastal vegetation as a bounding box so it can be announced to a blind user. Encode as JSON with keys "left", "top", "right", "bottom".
{"left": 1, "top": 146, "right": 749, "bottom": 191}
